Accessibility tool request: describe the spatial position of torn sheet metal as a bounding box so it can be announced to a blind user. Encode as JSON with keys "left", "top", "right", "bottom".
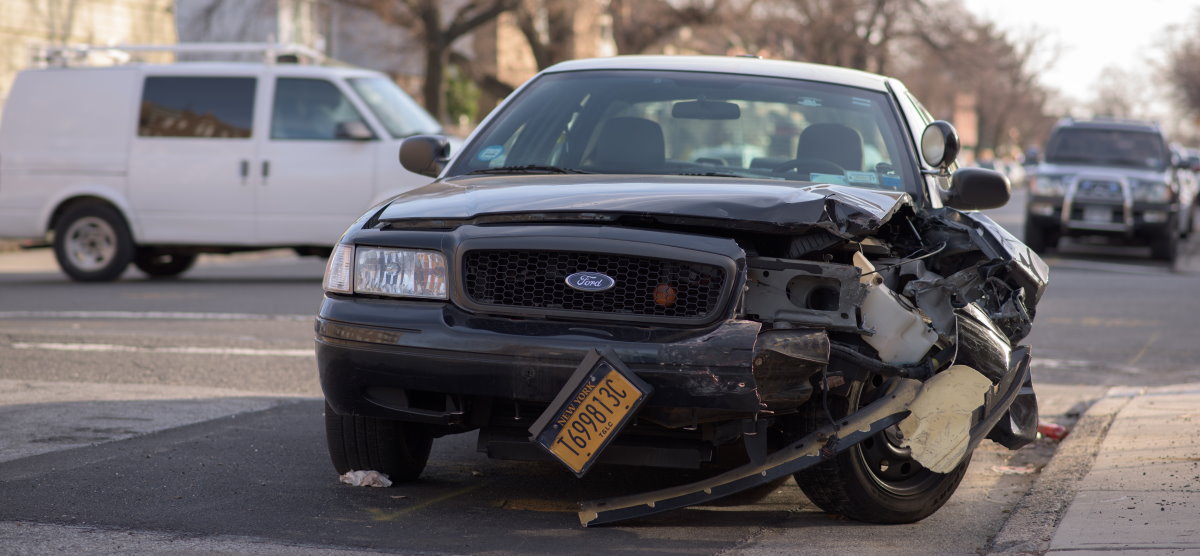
{"left": 578, "top": 378, "right": 923, "bottom": 526}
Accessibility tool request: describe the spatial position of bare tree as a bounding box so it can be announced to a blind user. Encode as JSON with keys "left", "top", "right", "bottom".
{"left": 513, "top": 0, "right": 575, "bottom": 69}
{"left": 1165, "top": 12, "right": 1200, "bottom": 119}
{"left": 608, "top": 0, "right": 726, "bottom": 54}
{"left": 28, "top": 0, "right": 80, "bottom": 43}
{"left": 344, "top": 0, "right": 517, "bottom": 121}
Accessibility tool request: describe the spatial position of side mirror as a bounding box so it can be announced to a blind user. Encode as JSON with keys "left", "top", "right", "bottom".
{"left": 335, "top": 121, "right": 374, "bottom": 141}
{"left": 399, "top": 135, "right": 451, "bottom": 178}
{"left": 944, "top": 167, "right": 1011, "bottom": 210}
{"left": 920, "top": 120, "right": 960, "bottom": 169}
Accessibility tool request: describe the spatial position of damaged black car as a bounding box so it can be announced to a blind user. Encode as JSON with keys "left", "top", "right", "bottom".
{"left": 316, "top": 55, "right": 1049, "bottom": 526}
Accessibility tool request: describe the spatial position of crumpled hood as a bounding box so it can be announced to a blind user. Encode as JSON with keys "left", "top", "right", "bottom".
{"left": 376, "top": 175, "right": 912, "bottom": 237}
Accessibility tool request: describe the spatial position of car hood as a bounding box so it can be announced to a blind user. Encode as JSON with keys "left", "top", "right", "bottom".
{"left": 376, "top": 175, "right": 913, "bottom": 237}
{"left": 1036, "top": 162, "right": 1168, "bottom": 181}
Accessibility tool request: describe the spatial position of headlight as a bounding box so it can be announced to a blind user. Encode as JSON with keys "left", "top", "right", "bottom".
{"left": 1131, "top": 180, "right": 1173, "bottom": 203}
{"left": 1029, "top": 174, "right": 1067, "bottom": 196}
{"left": 322, "top": 245, "right": 449, "bottom": 299}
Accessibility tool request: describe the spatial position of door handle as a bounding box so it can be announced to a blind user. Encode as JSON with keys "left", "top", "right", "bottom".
{"left": 239, "top": 160, "right": 249, "bottom": 178}
{"left": 262, "top": 160, "right": 270, "bottom": 179}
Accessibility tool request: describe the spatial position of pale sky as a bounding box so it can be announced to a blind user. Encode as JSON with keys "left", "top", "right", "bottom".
{"left": 961, "top": 0, "right": 1198, "bottom": 106}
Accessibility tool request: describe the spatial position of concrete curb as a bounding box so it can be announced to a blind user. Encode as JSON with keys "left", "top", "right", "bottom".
{"left": 988, "top": 389, "right": 1129, "bottom": 554}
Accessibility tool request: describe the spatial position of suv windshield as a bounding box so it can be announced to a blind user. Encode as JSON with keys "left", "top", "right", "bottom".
{"left": 448, "top": 70, "right": 916, "bottom": 192}
{"left": 1044, "top": 127, "right": 1168, "bottom": 170}
{"left": 348, "top": 76, "right": 442, "bottom": 138}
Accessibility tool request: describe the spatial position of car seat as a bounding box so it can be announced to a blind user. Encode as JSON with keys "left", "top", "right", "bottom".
{"left": 588, "top": 117, "right": 665, "bottom": 173}
{"left": 796, "top": 123, "right": 864, "bottom": 171}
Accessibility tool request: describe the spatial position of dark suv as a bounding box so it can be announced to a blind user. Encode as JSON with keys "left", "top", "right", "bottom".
{"left": 317, "top": 56, "right": 1047, "bottom": 526}
{"left": 1025, "top": 118, "right": 1188, "bottom": 261}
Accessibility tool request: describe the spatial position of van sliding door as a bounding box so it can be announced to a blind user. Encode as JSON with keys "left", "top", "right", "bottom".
{"left": 128, "top": 74, "right": 258, "bottom": 244}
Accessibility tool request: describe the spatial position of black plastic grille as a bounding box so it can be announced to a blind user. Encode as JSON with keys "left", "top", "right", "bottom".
{"left": 1075, "top": 180, "right": 1124, "bottom": 200}
{"left": 461, "top": 250, "right": 727, "bottom": 320}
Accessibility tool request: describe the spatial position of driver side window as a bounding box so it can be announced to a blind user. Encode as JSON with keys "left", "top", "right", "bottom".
{"left": 271, "top": 78, "right": 371, "bottom": 140}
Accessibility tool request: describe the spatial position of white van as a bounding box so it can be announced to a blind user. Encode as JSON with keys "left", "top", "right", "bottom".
{"left": 0, "top": 43, "right": 447, "bottom": 281}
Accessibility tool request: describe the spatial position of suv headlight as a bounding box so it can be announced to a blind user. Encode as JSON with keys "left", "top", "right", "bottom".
{"left": 1029, "top": 174, "right": 1067, "bottom": 196}
{"left": 322, "top": 244, "right": 449, "bottom": 299}
{"left": 1131, "top": 180, "right": 1173, "bottom": 203}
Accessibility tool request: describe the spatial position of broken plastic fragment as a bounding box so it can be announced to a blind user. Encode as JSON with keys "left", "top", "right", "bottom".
{"left": 897, "top": 365, "right": 991, "bottom": 472}
{"left": 1037, "top": 422, "right": 1069, "bottom": 440}
{"left": 339, "top": 470, "right": 393, "bottom": 488}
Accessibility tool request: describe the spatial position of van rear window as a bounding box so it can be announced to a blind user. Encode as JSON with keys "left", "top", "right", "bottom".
{"left": 139, "top": 77, "right": 256, "bottom": 138}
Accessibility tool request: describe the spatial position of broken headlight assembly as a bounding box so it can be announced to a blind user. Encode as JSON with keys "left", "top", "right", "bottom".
{"left": 322, "top": 244, "right": 448, "bottom": 299}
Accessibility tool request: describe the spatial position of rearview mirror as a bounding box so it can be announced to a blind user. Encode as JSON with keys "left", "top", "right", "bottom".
{"left": 944, "top": 167, "right": 1010, "bottom": 210}
{"left": 336, "top": 121, "right": 373, "bottom": 141}
{"left": 671, "top": 100, "right": 741, "bottom": 120}
{"left": 921, "top": 121, "right": 960, "bottom": 169}
{"left": 399, "top": 135, "right": 451, "bottom": 178}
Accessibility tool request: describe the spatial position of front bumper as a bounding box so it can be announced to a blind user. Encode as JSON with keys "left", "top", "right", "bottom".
{"left": 1027, "top": 194, "right": 1176, "bottom": 238}
{"left": 316, "top": 296, "right": 780, "bottom": 426}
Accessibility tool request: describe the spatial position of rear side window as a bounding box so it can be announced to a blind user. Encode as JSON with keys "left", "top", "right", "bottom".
{"left": 138, "top": 76, "right": 256, "bottom": 138}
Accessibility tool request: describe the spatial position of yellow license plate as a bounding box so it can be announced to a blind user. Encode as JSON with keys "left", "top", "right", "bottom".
{"left": 530, "top": 349, "right": 652, "bottom": 477}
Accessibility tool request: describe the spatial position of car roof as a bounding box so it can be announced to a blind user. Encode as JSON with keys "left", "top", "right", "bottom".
{"left": 1054, "top": 118, "right": 1162, "bottom": 134}
{"left": 26, "top": 61, "right": 383, "bottom": 79}
{"left": 542, "top": 55, "right": 893, "bottom": 92}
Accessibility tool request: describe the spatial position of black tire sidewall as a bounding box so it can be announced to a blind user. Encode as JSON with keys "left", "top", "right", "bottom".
{"left": 53, "top": 202, "right": 135, "bottom": 282}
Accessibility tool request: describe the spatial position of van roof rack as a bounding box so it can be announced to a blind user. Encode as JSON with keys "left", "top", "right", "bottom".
{"left": 30, "top": 42, "right": 326, "bottom": 68}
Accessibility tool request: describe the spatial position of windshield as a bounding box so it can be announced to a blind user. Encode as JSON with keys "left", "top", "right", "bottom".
{"left": 447, "top": 70, "right": 917, "bottom": 192}
{"left": 1045, "top": 128, "right": 1168, "bottom": 170}
{"left": 348, "top": 76, "right": 442, "bottom": 138}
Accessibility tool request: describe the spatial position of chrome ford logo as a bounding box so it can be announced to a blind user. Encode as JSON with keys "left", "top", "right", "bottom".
{"left": 565, "top": 271, "right": 615, "bottom": 292}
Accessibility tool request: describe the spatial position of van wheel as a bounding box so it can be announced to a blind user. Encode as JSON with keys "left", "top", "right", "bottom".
{"left": 135, "top": 251, "right": 198, "bottom": 278}
{"left": 792, "top": 375, "right": 971, "bottom": 523}
{"left": 53, "top": 202, "right": 134, "bottom": 282}
{"left": 324, "top": 401, "right": 432, "bottom": 482}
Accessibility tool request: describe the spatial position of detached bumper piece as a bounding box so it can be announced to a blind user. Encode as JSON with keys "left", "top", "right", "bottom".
{"left": 578, "top": 378, "right": 923, "bottom": 526}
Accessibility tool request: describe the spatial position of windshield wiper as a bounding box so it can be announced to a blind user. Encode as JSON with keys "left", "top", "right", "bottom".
{"left": 468, "top": 165, "right": 592, "bottom": 175}
{"left": 674, "top": 171, "right": 744, "bottom": 178}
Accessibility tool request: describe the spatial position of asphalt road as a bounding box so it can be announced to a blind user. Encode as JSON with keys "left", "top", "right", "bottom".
{"left": 0, "top": 188, "right": 1196, "bottom": 554}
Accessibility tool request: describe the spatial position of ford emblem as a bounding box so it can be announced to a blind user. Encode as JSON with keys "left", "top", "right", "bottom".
{"left": 565, "top": 271, "right": 616, "bottom": 292}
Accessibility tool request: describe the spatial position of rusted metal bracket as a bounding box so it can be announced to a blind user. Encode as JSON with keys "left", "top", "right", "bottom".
{"left": 578, "top": 378, "right": 922, "bottom": 526}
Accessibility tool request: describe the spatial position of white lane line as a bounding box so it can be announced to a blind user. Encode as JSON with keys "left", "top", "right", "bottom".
{"left": 11, "top": 342, "right": 314, "bottom": 358}
{"left": 0, "top": 311, "right": 311, "bottom": 321}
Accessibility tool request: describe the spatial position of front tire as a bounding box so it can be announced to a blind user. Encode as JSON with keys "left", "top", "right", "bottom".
{"left": 53, "top": 202, "right": 135, "bottom": 282}
{"left": 1150, "top": 226, "right": 1178, "bottom": 262}
{"left": 324, "top": 401, "right": 432, "bottom": 482}
{"left": 134, "top": 251, "right": 198, "bottom": 278}
{"left": 792, "top": 375, "right": 971, "bottom": 524}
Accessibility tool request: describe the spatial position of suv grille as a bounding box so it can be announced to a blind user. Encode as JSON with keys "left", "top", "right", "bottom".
{"left": 1075, "top": 180, "right": 1124, "bottom": 200}
{"left": 461, "top": 250, "right": 727, "bottom": 320}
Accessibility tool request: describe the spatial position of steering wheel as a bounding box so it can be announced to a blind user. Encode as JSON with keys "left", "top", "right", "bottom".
{"left": 774, "top": 157, "right": 847, "bottom": 176}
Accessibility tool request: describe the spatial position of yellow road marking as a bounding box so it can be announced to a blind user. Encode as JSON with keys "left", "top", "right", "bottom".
{"left": 1044, "top": 317, "right": 1160, "bottom": 328}
{"left": 366, "top": 482, "right": 489, "bottom": 521}
{"left": 1127, "top": 331, "right": 1160, "bottom": 366}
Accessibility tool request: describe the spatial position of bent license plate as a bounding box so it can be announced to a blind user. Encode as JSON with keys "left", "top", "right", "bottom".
{"left": 529, "top": 349, "right": 652, "bottom": 477}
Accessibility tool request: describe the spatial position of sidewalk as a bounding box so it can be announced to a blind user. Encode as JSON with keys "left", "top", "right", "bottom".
{"left": 994, "top": 383, "right": 1200, "bottom": 554}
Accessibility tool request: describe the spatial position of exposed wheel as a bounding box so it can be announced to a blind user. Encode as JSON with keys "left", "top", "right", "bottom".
{"left": 792, "top": 374, "right": 971, "bottom": 524}
{"left": 324, "top": 401, "right": 432, "bottom": 482}
{"left": 53, "top": 202, "right": 134, "bottom": 282}
{"left": 134, "top": 251, "right": 198, "bottom": 278}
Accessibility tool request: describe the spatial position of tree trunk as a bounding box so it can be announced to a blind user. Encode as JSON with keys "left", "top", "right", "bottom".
{"left": 423, "top": 42, "right": 447, "bottom": 123}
